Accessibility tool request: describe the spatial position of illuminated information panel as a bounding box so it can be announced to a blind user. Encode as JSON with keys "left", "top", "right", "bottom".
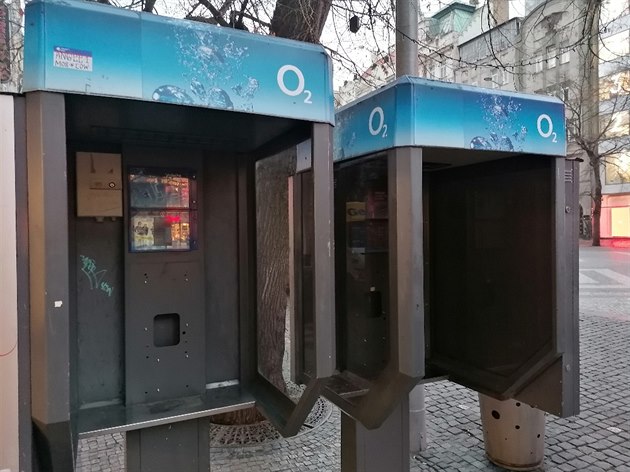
{"left": 128, "top": 169, "right": 197, "bottom": 252}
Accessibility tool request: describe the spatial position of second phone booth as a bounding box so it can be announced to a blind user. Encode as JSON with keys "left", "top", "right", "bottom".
{"left": 21, "top": 0, "right": 335, "bottom": 469}
{"left": 292, "top": 77, "right": 579, "bottom": 469}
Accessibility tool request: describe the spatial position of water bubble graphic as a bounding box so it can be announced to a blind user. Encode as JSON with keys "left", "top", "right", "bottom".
{"left": 207, "top": 88, "right": 234, "bottom": 110}
{"left": 232, "top": 77, "right": 259, "bottom": 99}
{"left": 492, "top": 104, "right": 507, "bottom": 118}
{"left": 476, "top": 95, "right": 527, "bottom": 151}
{"left": 191, "top": 78, "right": 206, "bottom": 100}
{"left": 498, "top": 136, "right": 514, "bottom": 151}
{"left": 513, "top": 126, "right": 528, "bottom": 144}
{"left": 470, "top": 136, "right": 491, "bottom": 150}
{"left": 198, "top": 45, "right": 225, "bottom": 64}
{"left": 152, "top": 85, "right": 194, "bottom": 104}
{"left": 481, "top": 132, "right": 515, "bottom": 151}
{"left": 170, "top": 27, "right": 251, "bottom": 112}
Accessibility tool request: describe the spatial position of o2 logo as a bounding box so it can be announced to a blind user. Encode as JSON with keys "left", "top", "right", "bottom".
{"left": 277, "top": 65, "right": 312, "bottom": 104}
{"left": 368, "top": 106, "right": 388, "bottom": 138}
{"left": 537, "top": 114, "right": 558, "bottom": 143}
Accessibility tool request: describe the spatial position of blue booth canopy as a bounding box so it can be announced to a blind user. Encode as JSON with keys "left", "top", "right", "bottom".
{"left": 23, "top": 0, "right": 334, "bottom": 125}
{"left": 333, "top": 76, "right": 567, "bottom": 162}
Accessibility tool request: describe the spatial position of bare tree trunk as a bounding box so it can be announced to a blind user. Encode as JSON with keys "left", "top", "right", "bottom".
{"left": 582, "top": 0, "right": 601, "bottom": 246}
{"left": 270, "top": 0, "right": 332, "bottom": 42}
{"left": 256, "top": 150, "right": 296, "bottom": 391}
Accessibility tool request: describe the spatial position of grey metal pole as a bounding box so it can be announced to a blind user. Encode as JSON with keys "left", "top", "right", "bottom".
{"left": 395, "top": 0, "right": 418, "bottom": 78}
{"left": 395, "top": 0, "right": 427, "bottom": 455}
{"left": 409, "top": 385, "right": 427, "bottom": 452}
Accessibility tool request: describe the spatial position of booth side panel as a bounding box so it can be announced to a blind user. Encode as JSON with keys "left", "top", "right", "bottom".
{"left": 565, "top": 159, "right": 580, "bottom": 415}
{"left": 15, "top": 96, "right": 34, "bottom": 472}
{"left": 389, "top": 147, "right": 424, "bottom": 377}
{"left": 0, "top": 95, "right": 20, "bottom": 472}
{"left": 203, "top": 154, "right": 240, "bottom": 384}
{"left": 292, "top": 169, "right": 326, "bottom": 381}
{"left": 312, "top": 123, "right": 336, "bottom": 378}
{"left": 26, "top": 91, "right": 74, "bottom": 469}
{"left": 238, "top": 155, "right": 257, "bottom": 385}
{"left": 514, "top": 158, "right": 580, "bottom": 417}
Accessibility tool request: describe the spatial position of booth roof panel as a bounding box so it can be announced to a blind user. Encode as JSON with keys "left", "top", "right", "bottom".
{"left": 23, "top": 0, "right": 334, "bottom": 125}
{"left": 333, "top": 76, "right": 567, "bottom": 162}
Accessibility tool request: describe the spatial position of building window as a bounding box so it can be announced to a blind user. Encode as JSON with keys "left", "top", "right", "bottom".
{"left": 605, "top": 151, "right": 630, "bottom": 185}
{"left": 600, "top": 30, "right": 630, "bottom": 62}
{"left": 501, "top": 69, "right": 509, "bottom": 85}
{"left": 434, "top": 63, "right": 441, "bottom": 79}
{"left": 566, "top": 120, "right": 578, "bottom": 141}
{"left": 601, "top": 0, "right": 630, "bottom": 25}
{"left": 547, "top": 47, "right": 557, "bottom": 69}
{"left": 560, "top": 46, "right": 570, "bottom": 64}
{"left": 490, "top": 73, "right": 499, "bottom": 88}
{"left": 600, "top": 71, "right": 630, "bottom": 101}
{"left": 440, "top": 62, "right": 448, "bottom": 81}
{"left": 601, "top": 110, "right": 630, "bottom": 139}
{"left": 534, "top": 56, "right": 543, "bottom": 73}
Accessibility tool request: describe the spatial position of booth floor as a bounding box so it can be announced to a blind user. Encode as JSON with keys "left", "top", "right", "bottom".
{"left": 76, "top": 247, "right": 630, "bottom": 472}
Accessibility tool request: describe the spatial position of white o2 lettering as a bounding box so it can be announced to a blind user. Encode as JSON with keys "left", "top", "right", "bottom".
{"left": 537, "top": 114, "right": 554, "bottom": 138}
{"left": 277, "top": 65, "right": 304, "bottom": 96}
{"left": 277, "top": 65, "right": 312, "bottom": 104}
{"left": 369, "top": 107, "right": 388, "bottom": 138}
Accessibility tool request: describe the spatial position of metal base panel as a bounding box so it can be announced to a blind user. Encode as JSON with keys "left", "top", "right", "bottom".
{"left": 126, "top": 418, "right": 210, "bottom": 472}
{"left": 341, "top": 397, "right": 410, "bottom": 472}
{"left": 77, "top": 385, "right": 254, "bottom": 438}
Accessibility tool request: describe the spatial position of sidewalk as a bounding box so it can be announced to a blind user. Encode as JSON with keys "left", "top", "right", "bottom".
{"left": 77, "top": 278, "right": 630, "bottom": 471}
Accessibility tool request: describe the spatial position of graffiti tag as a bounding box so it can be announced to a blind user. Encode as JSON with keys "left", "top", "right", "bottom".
{"left": 80, "top": 255, "right": 114, "bottom": 297}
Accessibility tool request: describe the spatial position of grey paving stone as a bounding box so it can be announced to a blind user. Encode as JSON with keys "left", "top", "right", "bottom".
{"left": 76, "top": 259, "right": 630, "bottom": 472}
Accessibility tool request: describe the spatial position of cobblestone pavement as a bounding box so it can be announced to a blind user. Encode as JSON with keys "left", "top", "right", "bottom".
{"left": 77, "top": 248, "right": 630, "bottom": 471}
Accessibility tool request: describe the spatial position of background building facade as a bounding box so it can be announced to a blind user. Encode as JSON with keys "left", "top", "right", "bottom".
{"left": 335, "top": 0, "right": 630, "bottom": 239}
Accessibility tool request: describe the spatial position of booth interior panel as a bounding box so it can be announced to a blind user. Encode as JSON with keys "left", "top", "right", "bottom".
{"left": 426, "top": 154, "right": 554, "bottom": 394}
{"left": 203, "top": 156, "right": 240, "bottom": 383}
{"left": 75, "top": 217, "right": 125, "bottom": 406}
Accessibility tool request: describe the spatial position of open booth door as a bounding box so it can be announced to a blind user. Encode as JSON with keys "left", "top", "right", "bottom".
{"left": 293, "top": 145, "right": 425, "bottom": 430}
{"left": 424, "top": 152, "right": 579, "bottom": 417}
{"left": 248, "top": 124, "right": 336, "bottom": 437}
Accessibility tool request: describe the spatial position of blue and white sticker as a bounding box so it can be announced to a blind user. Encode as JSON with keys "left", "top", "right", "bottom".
{"left": 53, "top": 46, "right": 93, "bottom": 72}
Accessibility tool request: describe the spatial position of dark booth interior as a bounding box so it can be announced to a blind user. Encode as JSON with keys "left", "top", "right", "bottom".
{"left": 297, "top": 147, "right": 569, "bottom": 405}
{"left": 64, "top": 94, "right": 312, "bottom": 435}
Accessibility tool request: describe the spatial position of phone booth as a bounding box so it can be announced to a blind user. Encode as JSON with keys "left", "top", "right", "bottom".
{"left": 292, "top": 77, "right": 579, "bottom": 470}
{"left": 19, "top": 0, "right": 335, "bottom": 470}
